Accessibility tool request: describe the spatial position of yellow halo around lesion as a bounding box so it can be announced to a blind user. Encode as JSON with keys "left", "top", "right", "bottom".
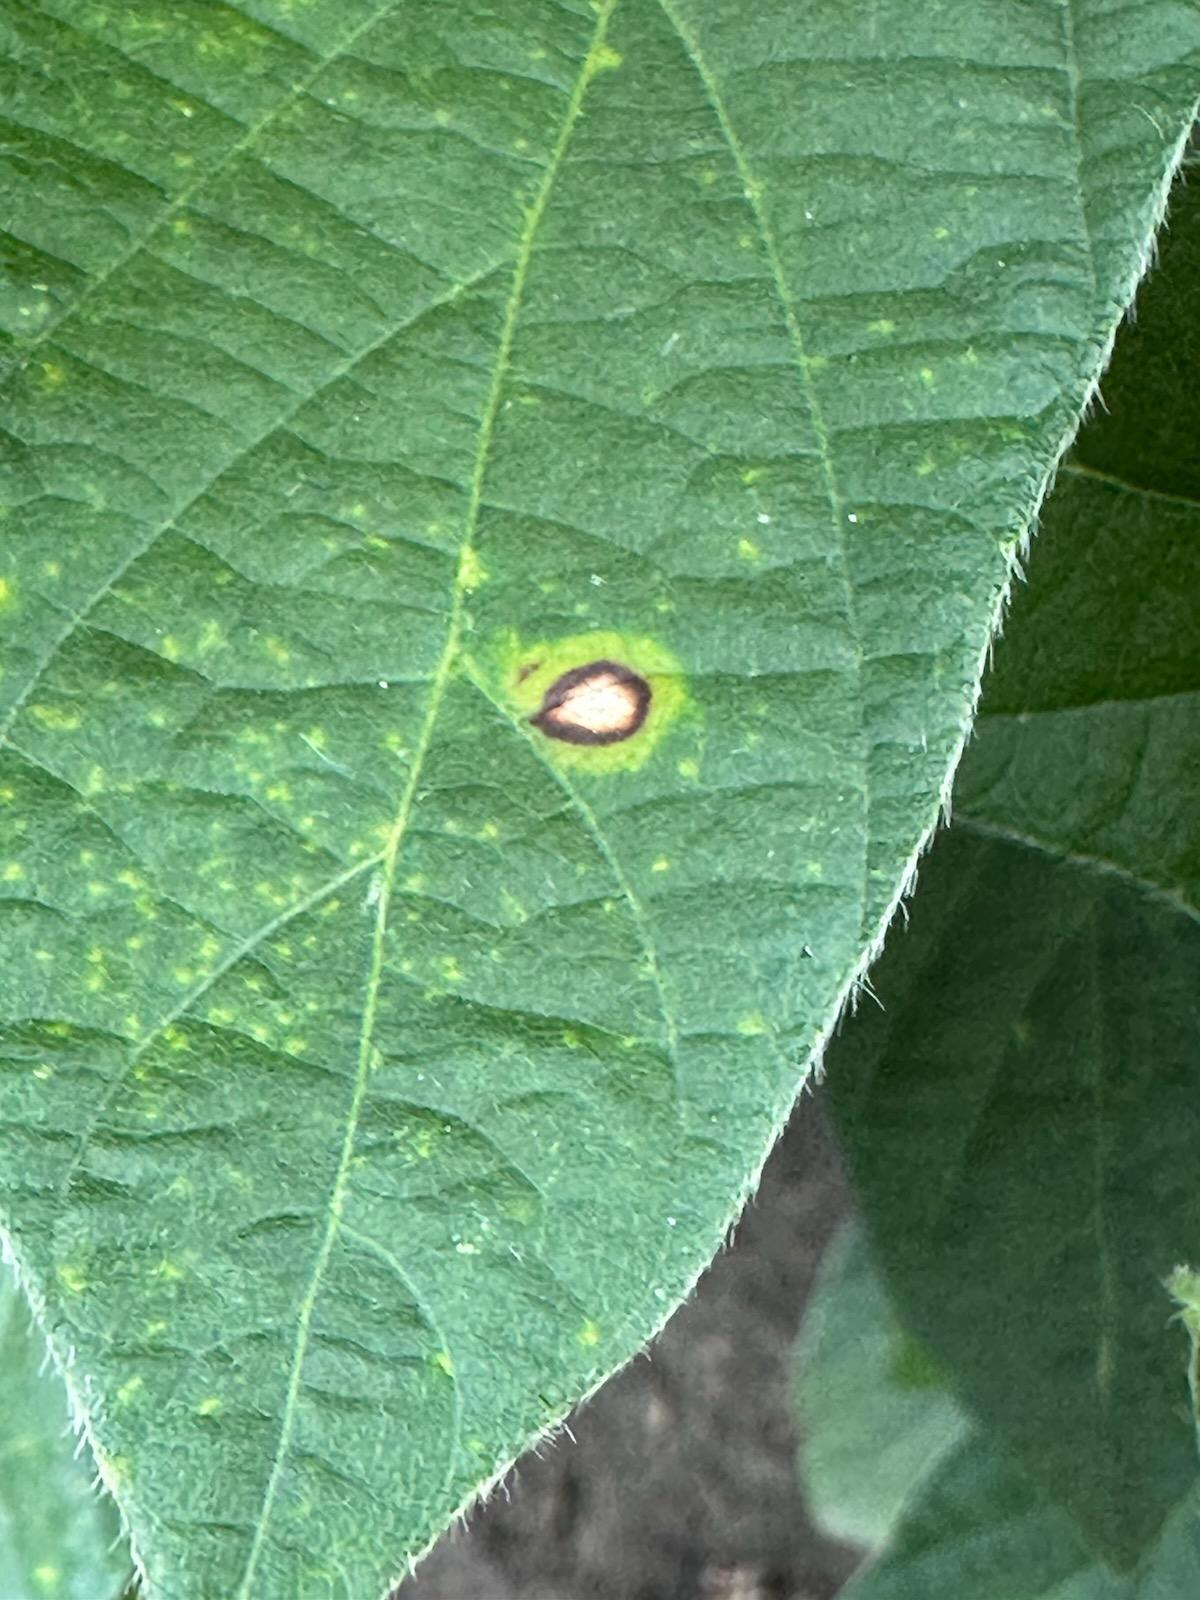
{"left": 480, "top": 629, "right": 690, "bottom": 773}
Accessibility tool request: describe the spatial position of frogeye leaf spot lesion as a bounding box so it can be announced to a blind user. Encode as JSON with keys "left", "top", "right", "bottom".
{"left": 531, "top": 660, "right": 651, "bottom": 747}
{"left": 479, "top": 629, "right": 693, "bottom": 775}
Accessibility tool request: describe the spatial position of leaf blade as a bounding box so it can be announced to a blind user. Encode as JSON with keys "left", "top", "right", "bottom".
{"left": 1, "top": 4, "right": 1198, "bottom": 1594}
{"left": 827, "top": 169, "right": 1200, "bottom": 1565}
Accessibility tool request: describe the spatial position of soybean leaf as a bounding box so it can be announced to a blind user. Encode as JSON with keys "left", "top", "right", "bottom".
{"left": 793, "top": 1220, "right": 969, "bottom": 1548}
{"left": 1, "top": 3, "right": 1197, "bottom": 1595}
{"left": 827, "top": 170, "right": 1200, "bottom": 1566}
{"left": 842, "top": 1427, "right": 1200, "bottom": 1600}
{"left": 0, "top": 1256, "right": 131, "bottom": 1600}
{"left": 1172, "top": 1268, "right": 1200, "bottom": 1463}
{"left": 792, "top": 1229, "right": 1200, "bottom": 1600}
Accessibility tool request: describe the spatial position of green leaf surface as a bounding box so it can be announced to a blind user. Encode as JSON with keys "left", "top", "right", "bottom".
{"left": 1169, "top": 1267, "right": 1200, "bottom": 1464}
{"left": 794, "top": 1228, "right": 1200, "bottom": 1600}
{"left": 1, "top": 4, "right": 1197, "bottom": 1595}
{"left": 0, "top": 1257, "right": 131, "bottom": 1600}
{"left": 844, "top": 1431, "right": 1200, "bottom": 1600}
{"left": 794, "top": 1220, "right": 969, "bottom": 1548}
{"left": 827, "top": 171, "right": 1200, "bottom": 1567}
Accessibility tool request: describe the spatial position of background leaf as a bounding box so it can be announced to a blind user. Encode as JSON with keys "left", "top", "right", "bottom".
{"left": 840, "top": 1422, "right": 1200, "bottom": 1600}
{"left": 1, "top": 3, "right": 1198, "bottom": 1594}
{"left": 792, "top": 1229, "right": 1200, "bottom": 1600}
{"left": 0, "top": 1257, "right": 131, "bottom": 1600}
{"left": 827, "top": 166, "right": 1200, "bottom": 1567}
{"left": 793, "top": 1221, "right": 968, "bottom": 1548}
{"left": 1171, "top": 1267, "right": 1200, "bottom": 1464}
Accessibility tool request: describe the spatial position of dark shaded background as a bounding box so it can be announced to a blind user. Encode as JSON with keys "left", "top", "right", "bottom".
{"left": 394, "top": 1088, "right": 861, "bottom": 1600}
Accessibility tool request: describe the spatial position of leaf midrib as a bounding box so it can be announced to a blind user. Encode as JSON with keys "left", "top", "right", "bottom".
{"left": 230, "top": 6, "right": 622, "bottom": 1590}
{"left": 1061, "top": 460, "right": 1200, "bottom": 514}
{"left": 653, "top": 0, "right": 869, "bottom": 939}
{"left": 955, "top": 814, "right": 1200, "bottom": 927}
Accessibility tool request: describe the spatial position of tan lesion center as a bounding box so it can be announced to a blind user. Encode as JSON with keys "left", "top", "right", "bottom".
{"left": 531, "top": 660, "right": 651, "bottom": 746}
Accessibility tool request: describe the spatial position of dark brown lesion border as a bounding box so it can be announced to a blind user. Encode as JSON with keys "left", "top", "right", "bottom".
{"left": 530, "top": 659, "right": 652, "bottom": 746}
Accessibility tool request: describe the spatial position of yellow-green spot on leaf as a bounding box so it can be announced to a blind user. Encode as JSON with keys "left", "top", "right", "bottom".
{"left": 152, "top": 1258, "right": 185, "bottom": 1282}
{"left": 57, "top": 1262, "right": 88, "bottom": 1294}
{"left": 117, "top": 1375, "right": 144, "bottom": 1405}
{"left": 586, "top": 40, "right": 622, "bottom": 77}
{"left": 39, "top": 361, "right": 68, "bottom": 391}
{"left": 916, "top": 455, "right": 936, "bottom": 477}
{"left": 737, "top": 1012, "right": 768, "bottom": 1037}
{"left": 29, "top": 703, "right": 81, "bottom": 732}
{"left": 2, "top": 861, "right": 24, "bottom": 882}
{"left": 486, "top": 629, "right": 690, "bottom": 775}
{"left": 32, "top": 1566, "right": 59, "bottom": 1590}
{"left": 196, "top": 1396, "right": 222, "bottom": 1417}
{"left": 678, "top": 758, "right": 700, "bottom": 781}
{"left": 458, "top": 547, "right": 487, "bottom": 591}
{"left": 867, "top": 318, "right": 897, "bottom": 334}
{"left": 42, "top": 560, "right": 61, "bottom": 578}
{"left": 738, "top": 537, "right": 761, "bottom": 562}
{"left": 501, "top": 889, "right": 528, "bottom": 923}
{"left": 919, "top": 367, "right": 936, "bottom": 387}
{"left": 433, "top": 1350, "right": 455, "bottom": 1379}
{"left": 264, "top": 636, "right": 291, "bottom": 665}
{"left": 933, "top": 225, "right": 951, "bottom": 240}
{"left": 651, "top": 856, "right": 671, "bottom": 873}
{"left": 578, "top": 1318, "right": 601, "bottom": 1348}
{"left": 438, "top": 954, "right": 464, "bottom": 984}
{"left": 0, "top": 576, "right": 15, "bottom": 610}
